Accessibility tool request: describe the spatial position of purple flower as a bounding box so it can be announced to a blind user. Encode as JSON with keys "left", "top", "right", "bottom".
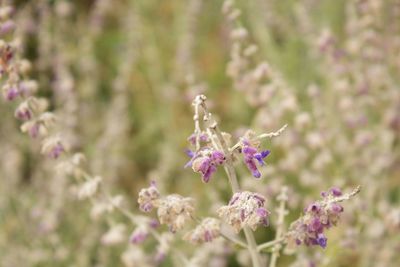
{"left": 317, "top": 233, "right": 327, "bottom": 248}
{"left": 187, "top": 133, "right": 209, "bottom": 145}
{"left": 288, "top": 187, "right": 347, "bottom": 249}
{"left": 0, "top": 20, "right": 15, "bottom": 35}
{"left": 5, "top": 86, "right": 19, "bottom": 101}
{"left": 189, "top": 149, "right": 225, "bottom": 183}
{"left": 130, "top": 227, "right": 148, "bottom": 244}
{"left": 330, "top": 187, "right": 342, "bottom": 196}
{"left": 138, "top": 182, "right": 160, "bottom": 212}
{"left": 48, "top": 143, "right": 64, "bottom": 159}
{"left": 241, "top": 140, "right": 270, "bottom": 178}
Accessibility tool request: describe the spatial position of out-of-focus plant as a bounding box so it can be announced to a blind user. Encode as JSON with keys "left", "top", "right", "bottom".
{"left": 0, "top": 0, "right": 399, "bottom": 266}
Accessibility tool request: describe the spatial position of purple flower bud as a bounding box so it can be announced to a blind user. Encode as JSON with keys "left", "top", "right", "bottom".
{"left": 329, "top": 203, "right": 344, "bottom": 214}
{"left": 140, "top": 203, "right": 153, "bottom": 212}
{"left": 242, "top": 146, "right": 257, "bottom": 155}
{"left": 307, "top": 203, "right": 321, "bottom": 213}
{"left": 29, "top": 123, "right": 40, "bottom": 138}
{"left": 254, "top": 150, "right": 270, "bottom": 165}
{"left": 49, "top": 143, "right": 64, "bottom": 159}
{"left": 202, "top": 164, "right": 217, "bottom": 183}
{"left": 130, "top": 230, "right": 148, "bottom": 244}
{"left": 0, "top": 20, "right": 15, "bottom": 35}
{"left": 245, "top": 157, "right": 261, "bottom": 178}
{"left": 15, "top": 109, "right": 32, "bottom": 121}
{"left": 204, "top": 230, "right": 212, "bottom": 242}
{"left": 211, "top": 150, "right": 225, "bottom": 165}
{"left": 185, "top": 149, "right": 194, "bottom": 158}
{"left": 187, "top": 133, "right": 208, "bottom": 145}
{"left": 317, "top": 233, "right": 327, "bottom": 248}
{"left": 308, "top": 218, "right": 322, "bottom": 232}
{"left": 330, "top": 187, "right": 342, "bottom": 196}
{"left": 149, "top": 219, "right": 160, "bottom": 228}
{"left": 5, "top": 87, "right": 19, "bottom": 101}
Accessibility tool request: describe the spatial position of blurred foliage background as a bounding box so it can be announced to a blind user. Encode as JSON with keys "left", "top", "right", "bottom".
{"left": 0, "top": 0, "right": 399, "bottom": 266}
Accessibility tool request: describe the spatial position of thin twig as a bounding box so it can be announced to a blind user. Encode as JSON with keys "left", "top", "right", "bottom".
{"left": 230, "top": 124, "right": 288, "bottom": 152}
{"left": 269, "top": 187, "right": 288, "bottom": 267}
{"left": 257, "top": 237, "right": 286, "bottom": 252}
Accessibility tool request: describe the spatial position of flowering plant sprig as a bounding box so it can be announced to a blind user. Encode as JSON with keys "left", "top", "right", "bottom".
{"left": 287, "top": 186, "right": 361, "bottom": 249}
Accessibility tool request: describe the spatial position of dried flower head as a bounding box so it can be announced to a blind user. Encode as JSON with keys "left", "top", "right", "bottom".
{"left": 217, "top": 191, "right": 270, "bottom": 233}
{"left": 78, "top": 176, "right": 102, "bottom": 200}
{"left": 41, "top": 136, "right": 65, "bottom": 159}
{"left": 138, "top": 181, "right": 160, "bottom": 212}
{"left": 183, "top": 218, "right": 221, "bottom": 244}
{"left": 156, "top": 194, "right": 195, "bottom": 233}
{"left": 101, "top": 224, "right": 126, "bottom": 246}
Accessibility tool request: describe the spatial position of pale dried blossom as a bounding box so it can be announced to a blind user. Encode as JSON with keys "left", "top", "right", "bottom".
{"left": 14, "top": 100, "right": 33, "bottom": 120}
{"left": 138, "top": 181, "right": 160, "bottom": 212}
{"left": 217, "top": 191, "right": 270, "bottom": 233}
{"left": 101, "top": 224, "right": 126, "bottom": 246}
{"left": 41, "top": 136, "right": 65, "bottom": 159}
{"left": 129, "top": 225, "right": 149, "bottom": 244}
{"left": 78, "top": 176, "right": 102, "bottom": 200}
{"left": 183, "top": 217, "right": 221, "bottom": 244}
{"left": 156, "top": 194, "right": 195, "bottom": 233}
{"left": 90, "top": 195, "right": 124, "bottom": 219}
{"left": 121, "top": 247, "right": 152, "bottom": 267}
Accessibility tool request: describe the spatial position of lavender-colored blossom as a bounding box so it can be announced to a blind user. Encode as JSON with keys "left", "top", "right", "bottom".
{"left": 138, "top": 181, "right": 160, "bottom": 213}
{"left": 4, "top": 86, "right": 19, "bottom": 101}
{"left": 187, "top": 149, "right": 226, "bottom": 183}
{"left": 241, "top": 140, "right": 270, "bottom": 178}
{"left": 187, "top": 132, "right": 209, "bottom": 145}
{"left": 183, "top": 218, "right": 220, "bottom": 244}
{"left": 0, "top": 20, "right": 15, "bottom": 35}
{"left": 217, "top": 191, "right": 270, "bottom": 233}
{"left": 288, "top": 188, "right": 347, "bottom": 249}
{"left": 48, "top": 143, "right": 64, "bottom": 159}
{"left": 317, "top": 233, "right": 327, "bottom": 248}
{"left": 130, "top": 226, "right": 149, "bottom": 244}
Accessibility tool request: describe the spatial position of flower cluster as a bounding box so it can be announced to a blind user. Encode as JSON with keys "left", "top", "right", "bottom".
{"left": 137, "top": 181, "right": 160, "bottom": 212}
{"left": 217, "top": 191, "right": 270, "bottom": 233}
{"left": 0, "top": 5, "right": 66, "bottom": 160}
{"left": 239, "top": 131, "right": 270, "bottom": 178}
{"left": 138, "top": 182, "right": 195, "bottom": 233}
{"left": 287, "top": 187, "right": 347, "bottom": 248}
{"left": 185, "top": 148, "right": 226, "bottom": 183}
{"left": 156, "top": 194, "right": 195, "bottom": 233}
{"left": 183, "top": 217, "right": 221, "bottom": 244}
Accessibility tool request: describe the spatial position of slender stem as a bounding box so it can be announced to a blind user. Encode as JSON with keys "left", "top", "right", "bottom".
{"left": 230, "top": 124, "right": 287, "bottom": 152}
{"left": 195, "top": 95, "right": 262, "bottom": 267}
{"left": 269, "top": 187, "right": 288, "bottom": 267}
{"left": 193, "top": 100, "right": 202, "bottom": 152}
{"left": 220, "top": 227, "right": 248, "bottom": 248}
{"left": 257, "top": 238, "right": 286, "bottom": 252}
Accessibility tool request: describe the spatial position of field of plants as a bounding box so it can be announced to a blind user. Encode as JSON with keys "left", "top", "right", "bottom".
{"left": 0, "top": 0, "right": 399, "bottom": 266}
